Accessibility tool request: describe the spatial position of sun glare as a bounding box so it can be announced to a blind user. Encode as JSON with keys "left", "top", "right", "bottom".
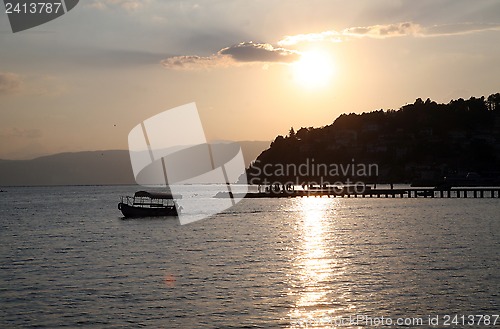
{"left": 293, "top": 50, "right": 335, "bottom": 89}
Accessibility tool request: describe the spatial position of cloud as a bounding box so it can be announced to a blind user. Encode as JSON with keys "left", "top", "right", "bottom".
{"left": 161, "top": 54, "right": 232, "bottom": 70}
{"left": 162, "top": 42, "right": 301, "bottom": 70}
{"left": 343, "top": 22, "right": 421, "bottom": 38}
{"left": 219, "top": 42, "right": 300, "bottom": 63}
{"left": 161, "top": 21, "right": 500, "bottom": 70}
{"left": 278, "top": 22, "right": 421, "bottom": 45}
{"left": 0, "top": 72, "right": 23, "bottom": 95}
{"left": 278, "top": 22, "right": 500, "bottom": 45}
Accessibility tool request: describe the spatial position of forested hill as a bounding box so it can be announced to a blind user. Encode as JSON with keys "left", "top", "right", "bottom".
{"left": 244, "top": 93, "right": 500, "bottom": 185}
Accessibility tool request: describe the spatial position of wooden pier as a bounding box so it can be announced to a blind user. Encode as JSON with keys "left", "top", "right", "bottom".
{"left": 216, "top": 188, "right": 500, "bottom": 199}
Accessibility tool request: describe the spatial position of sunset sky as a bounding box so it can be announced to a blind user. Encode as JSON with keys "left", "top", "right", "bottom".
{"left": 1, "top": 0, "right": 500, "bottom": 159}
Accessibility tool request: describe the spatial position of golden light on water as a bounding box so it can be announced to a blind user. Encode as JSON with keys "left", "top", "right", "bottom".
{"left": 289, "top": 197, "right": 335, "bottom": 327}
{"left": 293, "top": 50, "right": 336, "bottom": 89}
{"left": 288, "top": 197, "right": 354, "bottom": 328}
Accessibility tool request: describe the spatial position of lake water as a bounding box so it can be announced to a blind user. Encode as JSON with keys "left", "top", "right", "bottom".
{"left": 1, "top": 185, "right": 499, "bottom": 328}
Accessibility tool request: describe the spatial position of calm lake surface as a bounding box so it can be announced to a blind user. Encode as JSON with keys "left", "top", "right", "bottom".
{"left": 1, "top": 185, "right": 499, "bottom": 328}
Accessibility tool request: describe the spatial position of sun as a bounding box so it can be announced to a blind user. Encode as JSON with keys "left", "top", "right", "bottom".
{"left": 293, "top": 50, "right": 335, "bottom": 89}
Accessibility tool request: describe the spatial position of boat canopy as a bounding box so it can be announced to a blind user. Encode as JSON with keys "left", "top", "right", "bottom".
{"left": 134, "top": 191, "right": 182, "bottom": 199}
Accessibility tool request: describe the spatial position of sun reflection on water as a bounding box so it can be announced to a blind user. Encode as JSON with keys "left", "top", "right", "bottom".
{"left": 288, "top": 197, "right": 355, "bottom": 328}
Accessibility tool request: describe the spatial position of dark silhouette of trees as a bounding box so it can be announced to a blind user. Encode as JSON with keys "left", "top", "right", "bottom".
{"left": 487, "top": 93, "right": 500, "bottom": 111}
{"left": 244, "top": 93, "right": 500, "bottom": 185}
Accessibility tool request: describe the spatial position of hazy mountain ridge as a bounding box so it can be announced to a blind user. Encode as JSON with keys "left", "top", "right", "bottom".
{"left": 0, "top": 141, "right": 270, "bottom": 186}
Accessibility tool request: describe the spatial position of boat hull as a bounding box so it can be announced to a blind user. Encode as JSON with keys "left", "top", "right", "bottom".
{"left": 118, "top": 203, "right": 178, "bottom": 218}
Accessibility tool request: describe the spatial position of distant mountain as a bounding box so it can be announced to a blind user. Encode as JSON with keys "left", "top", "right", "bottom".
{"left": 0, "top": 141, "right": 270, "bottom": 186}
{"left": 0, "top": 150, "right": 135, "bottom": 186}
{"left": 244, "top": 93, "right": 500, "bottom": 185}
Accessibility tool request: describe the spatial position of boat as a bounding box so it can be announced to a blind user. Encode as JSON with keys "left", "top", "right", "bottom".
{"left": 118, "top": 191, "right": 181, "bottom": 218}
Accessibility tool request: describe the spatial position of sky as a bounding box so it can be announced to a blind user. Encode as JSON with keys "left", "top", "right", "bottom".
{"left": 1, "top": 0, "right": 500, "bottom": 159}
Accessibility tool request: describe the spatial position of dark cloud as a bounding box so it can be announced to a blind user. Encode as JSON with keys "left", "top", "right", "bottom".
{"left": 162, "top": 42, "right": 300, "bottom": 70}
{"left": 0, "top": 72, "right": 23, "bottom": 95}
{"left": 218, "top": 42, "right": 300, "bottom": 63}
